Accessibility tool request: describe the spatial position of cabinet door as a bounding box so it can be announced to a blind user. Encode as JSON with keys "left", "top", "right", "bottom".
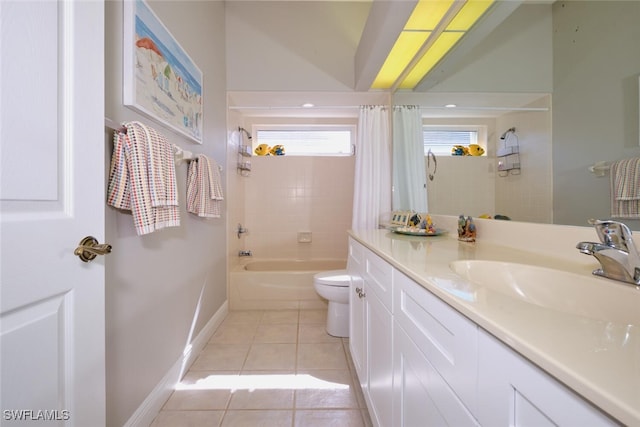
{"left": 348, "top": 239, "right": 367, "bottom": 385}
{"left": 477, "top": 330, "right": 618, "bottom": 427}
{"left": 394, "top": 270, "right": 478, "bottom": 413}
{"left": 367, "top": 289, "right": 394, "bottom": 427}
{"left": 394, "top": 322, "right": 479, "bottom": 427}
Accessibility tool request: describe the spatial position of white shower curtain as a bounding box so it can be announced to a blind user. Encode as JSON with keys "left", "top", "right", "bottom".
{"left": 392, "top": 105, "right": 428, "bottom": 213}
{"left": 352, "top": 106, "right": 391, "bottom": 230}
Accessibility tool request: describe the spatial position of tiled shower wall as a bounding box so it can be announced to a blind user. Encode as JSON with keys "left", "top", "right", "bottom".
{"left": 243, "top": 156, "right": 355, "bottom": 260}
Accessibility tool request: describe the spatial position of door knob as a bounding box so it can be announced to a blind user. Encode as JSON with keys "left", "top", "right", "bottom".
{"left": 74, "top": 236, "right": 112, "bottom": 262}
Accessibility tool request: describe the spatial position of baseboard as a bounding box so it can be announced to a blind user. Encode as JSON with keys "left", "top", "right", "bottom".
{"left": 123, "top": 300, "right": 229, "bottom": 427}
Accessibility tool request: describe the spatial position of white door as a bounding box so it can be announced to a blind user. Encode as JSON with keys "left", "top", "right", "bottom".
{"left": 1, "top": 1, "right": 106, "bottom": 426}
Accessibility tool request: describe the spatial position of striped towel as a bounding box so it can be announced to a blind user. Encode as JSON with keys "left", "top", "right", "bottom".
{"left": 107, "top": 121, "right": 180, "bottom": 235}
{"left": 186, "top": 154, "right": 224, "bottom": 218}
{"left": 610, "top": 157, "right": 640, "bottom": 219}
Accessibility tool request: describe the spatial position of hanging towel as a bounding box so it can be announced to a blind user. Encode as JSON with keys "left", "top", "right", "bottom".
{"left": 610, "top": 157, "right": 640, "bottom": 219}
{"left": 107, "top": 121, "right": 180, "bottom": 235}
{"left": 186, "top": 154, "right": 224, "bottom": 218}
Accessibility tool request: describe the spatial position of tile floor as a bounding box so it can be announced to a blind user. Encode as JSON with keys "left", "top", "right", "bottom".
{"left": 151, "top": 309, "right": 372, "bottom": 427}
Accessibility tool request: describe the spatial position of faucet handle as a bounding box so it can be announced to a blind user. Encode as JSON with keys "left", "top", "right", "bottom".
{"left": 589, "top": 219, "right": 633, "bottom": 250}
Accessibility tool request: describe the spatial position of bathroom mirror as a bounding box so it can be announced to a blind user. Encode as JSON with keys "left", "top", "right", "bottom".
{"left": 393, "top": 1, "right": 640, "bottom": 229}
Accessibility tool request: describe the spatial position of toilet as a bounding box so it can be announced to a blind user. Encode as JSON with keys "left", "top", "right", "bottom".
{"left": 313, "top": 269, "right": 351, "bottom": 337}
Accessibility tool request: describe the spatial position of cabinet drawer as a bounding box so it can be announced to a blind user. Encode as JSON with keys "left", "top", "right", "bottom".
{"left": 394, "top": 270, "right": 478, "bottom": 413}
{"left": 364, "top": 249, "right": 393, "bottom": 311}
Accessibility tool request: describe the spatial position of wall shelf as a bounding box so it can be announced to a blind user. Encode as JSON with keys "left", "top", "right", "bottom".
{"left": 237, "top": 128, "right": 252, "bottom": 176}
{"left": 239, "top": 145, "right": 252, "bottom": 157}
{"left": 497, "top": 129, "right": 521, "bottom": 176}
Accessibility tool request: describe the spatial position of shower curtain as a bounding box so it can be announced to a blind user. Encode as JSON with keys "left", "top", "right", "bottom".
{"left": 352, "top": 106, "right": 391, "bottom": 230}
{"left": 392, "top": 105, "right": 428, "bottom": 213}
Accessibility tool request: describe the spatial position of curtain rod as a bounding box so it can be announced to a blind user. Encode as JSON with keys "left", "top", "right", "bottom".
{"left": 228, "top": 106, "right": 549, "bottom": 112}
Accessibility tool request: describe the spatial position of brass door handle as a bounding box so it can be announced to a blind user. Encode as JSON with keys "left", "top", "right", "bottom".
{"left": 74, "top": 236, "right": 112, "bottom": 262}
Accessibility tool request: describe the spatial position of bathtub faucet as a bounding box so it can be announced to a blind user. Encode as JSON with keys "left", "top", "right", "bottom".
{"left": 237, "top": 223, "right": 248, "bottom": 239}
{"left": 239, "top": 250, "right": 253, "bottom": 257}
{"left": 576, "top": 219, "right": 640, "bottom": 286}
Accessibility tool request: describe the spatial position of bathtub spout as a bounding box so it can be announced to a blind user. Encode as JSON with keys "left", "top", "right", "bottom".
{"left": 239, "top": 250, "right": 253, "bottom": 257}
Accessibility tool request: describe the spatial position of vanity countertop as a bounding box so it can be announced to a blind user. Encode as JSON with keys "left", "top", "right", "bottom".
{"left": 348, "top": 227, "right": 640, "bottom": 426}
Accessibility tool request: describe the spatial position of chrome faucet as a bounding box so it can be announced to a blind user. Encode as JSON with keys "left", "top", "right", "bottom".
{"left": 576, "top": 219, "right": 640, "bottom": 286}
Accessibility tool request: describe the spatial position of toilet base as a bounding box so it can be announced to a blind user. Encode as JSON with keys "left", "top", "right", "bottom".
{"left": 326, "top": 301, "right": 349, "bottom": 338}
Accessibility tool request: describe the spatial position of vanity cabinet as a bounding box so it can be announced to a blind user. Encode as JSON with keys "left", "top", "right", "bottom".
{"left": 348, "top": 237, "right": 618, "bottom": 427}
{"left": 477, "top": 329, "right": 617, "bottom": 427}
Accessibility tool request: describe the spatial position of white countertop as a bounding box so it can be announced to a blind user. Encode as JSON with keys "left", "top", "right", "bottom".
{"left": 348, "top": 227, "right": 640, "bottom": 427}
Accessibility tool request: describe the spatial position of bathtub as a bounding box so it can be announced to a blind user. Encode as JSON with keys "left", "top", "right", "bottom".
{"left": 230, "top": 259, "right": 347, "bottom": 310}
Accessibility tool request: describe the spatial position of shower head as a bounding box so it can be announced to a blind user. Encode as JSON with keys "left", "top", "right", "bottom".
{"left": 500, "top": 127, "right": 516, "bottom": 140}
{"left": 239, "top": 127, "right": 252, "bottom": 140}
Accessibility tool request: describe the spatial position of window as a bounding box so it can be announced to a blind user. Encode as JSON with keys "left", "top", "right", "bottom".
{"left": 423, "top": 125, "right": 486, "bottom": 156}
{"left": 254, "top": 126, "right": 354, "bottom": 156}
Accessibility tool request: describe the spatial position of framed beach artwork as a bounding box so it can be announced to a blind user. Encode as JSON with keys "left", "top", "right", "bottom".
{"left": 123, "top": 0, "right": 203, "bottom": 143}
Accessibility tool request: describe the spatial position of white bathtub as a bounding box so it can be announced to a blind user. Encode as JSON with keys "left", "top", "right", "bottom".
{"left": 230, "top": 259, "right": 347, "bottom": 310}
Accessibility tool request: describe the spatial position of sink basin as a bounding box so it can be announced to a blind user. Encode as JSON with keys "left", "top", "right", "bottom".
{"left": 449, "top": 260, "right": 640, "bottom": 325}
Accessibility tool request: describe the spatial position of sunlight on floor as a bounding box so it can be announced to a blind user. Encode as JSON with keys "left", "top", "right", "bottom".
{"left": 176, "top": 373, "right": 351, "bottom": 391}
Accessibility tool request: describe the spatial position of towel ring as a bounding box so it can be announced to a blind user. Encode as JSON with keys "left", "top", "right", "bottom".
{"left": 427, "top": 149, "right": 437, "bottom": 181}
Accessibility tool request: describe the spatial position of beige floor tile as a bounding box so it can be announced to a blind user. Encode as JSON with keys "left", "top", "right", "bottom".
{"left": 243, "top": 343, "right": 297, "bottom": 370}
{"left": 298, "top": 323, "right": 341, "bottom": 343}
{"left": 228, "top": 388, "right": 294, "bottom": 410}
{"left": 209, "top": 322, "right": 258, "bottom": 344}
{"left": 220, "top": 410, "right": 293, "bottom": 427}
{"left": 224, "top": 311, "right": 264, "bottom": 325}
{"left": 150, "top": 410, "right": 224, "bottom": 427}
{"left": 294, "top": 370, "right": 359, "bottom": 409}
{"left": 156, "top": 310, "right": 373, "bottom": 426}
{"left": 253, "top": 323, "right": 299, "bottom": 343}
{"left": 260, "top": 310, "right": 299, "bottom": 324}
{"left": 299, "top": 309, "right": 327, "bottom": 324}
{"left": 191, "top": 343, "right": 251, "bottom": 371}
{"left": 294, "top": 409, "right": 364, "bottom": 427}
{"left": 162, "top": 389, "right": 231, "bottom": 411}
{"left": 297, "top": 343, "right": 348, "bottom": 370}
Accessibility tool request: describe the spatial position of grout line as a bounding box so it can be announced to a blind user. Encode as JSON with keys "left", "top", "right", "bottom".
{"left": 155, "top": 309, "right": 372, "bottom": 426}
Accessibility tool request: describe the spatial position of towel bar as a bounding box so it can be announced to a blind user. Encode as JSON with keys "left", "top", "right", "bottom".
{"left": 588, "top": 161, "right": 610, "bottom": 177}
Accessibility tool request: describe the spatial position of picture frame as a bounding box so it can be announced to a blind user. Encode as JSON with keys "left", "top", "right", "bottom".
{"left": 123, "top": 0, "right": 203, "bottom": 144}
{"left": 390, "top": 211, "right": 414, "bottom": 226}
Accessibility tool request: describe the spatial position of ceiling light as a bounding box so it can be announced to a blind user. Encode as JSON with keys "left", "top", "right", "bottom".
{"left": 372, "top": 0, "right": 495, "bottom": 91}
{"left": 302, "top": 103, "right": 314, "bottom": 108}
{"left": 445, "top": 104, "right": 457, "bottom": 108}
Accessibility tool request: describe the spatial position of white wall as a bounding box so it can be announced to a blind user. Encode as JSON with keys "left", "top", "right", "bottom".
{"left": 244, "top": 155, "right": 355, "bottom": 260}
{"left": 552, "top": 1, "right": 640, "bottom": 228}
{"left": 104, "top": 2, "right": 227, "bottom": 425}
{"left": 225, "top": 1, "right": 371, "bottom": 91}
{"left": 226, "top": 109, "right": 249, "bottom": 272}
{"left": 422, "top": 117, "right": 497, "bottom": 218}
{"left": 495, "top": 95, "right": 553, "bottom": 223}
{"left": 225, "top": 2, "right": 372, "bottom": 265}
{"left": 429, "top": 3, "right": 553, "bottom": 93}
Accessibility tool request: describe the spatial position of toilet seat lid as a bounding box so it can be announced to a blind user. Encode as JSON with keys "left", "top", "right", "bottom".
{"left": 314, "top": 269, "right": 350, "bottom": 287}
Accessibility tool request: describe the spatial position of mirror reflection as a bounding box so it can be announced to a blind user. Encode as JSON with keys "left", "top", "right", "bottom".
{"left": 393, "top": 1, "right": 640, "bottom": 228}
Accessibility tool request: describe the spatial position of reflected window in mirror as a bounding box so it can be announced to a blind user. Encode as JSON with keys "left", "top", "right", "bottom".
{"left": 423, "top": 125, "right": 487, "bottom": 156}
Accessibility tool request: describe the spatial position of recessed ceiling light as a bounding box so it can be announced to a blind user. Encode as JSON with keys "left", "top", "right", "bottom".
{"left": 445, "top": 104, "right": 457, "bottom": 108}
{"left": 302, "top": 103, "right": 314, "bottom": 108}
